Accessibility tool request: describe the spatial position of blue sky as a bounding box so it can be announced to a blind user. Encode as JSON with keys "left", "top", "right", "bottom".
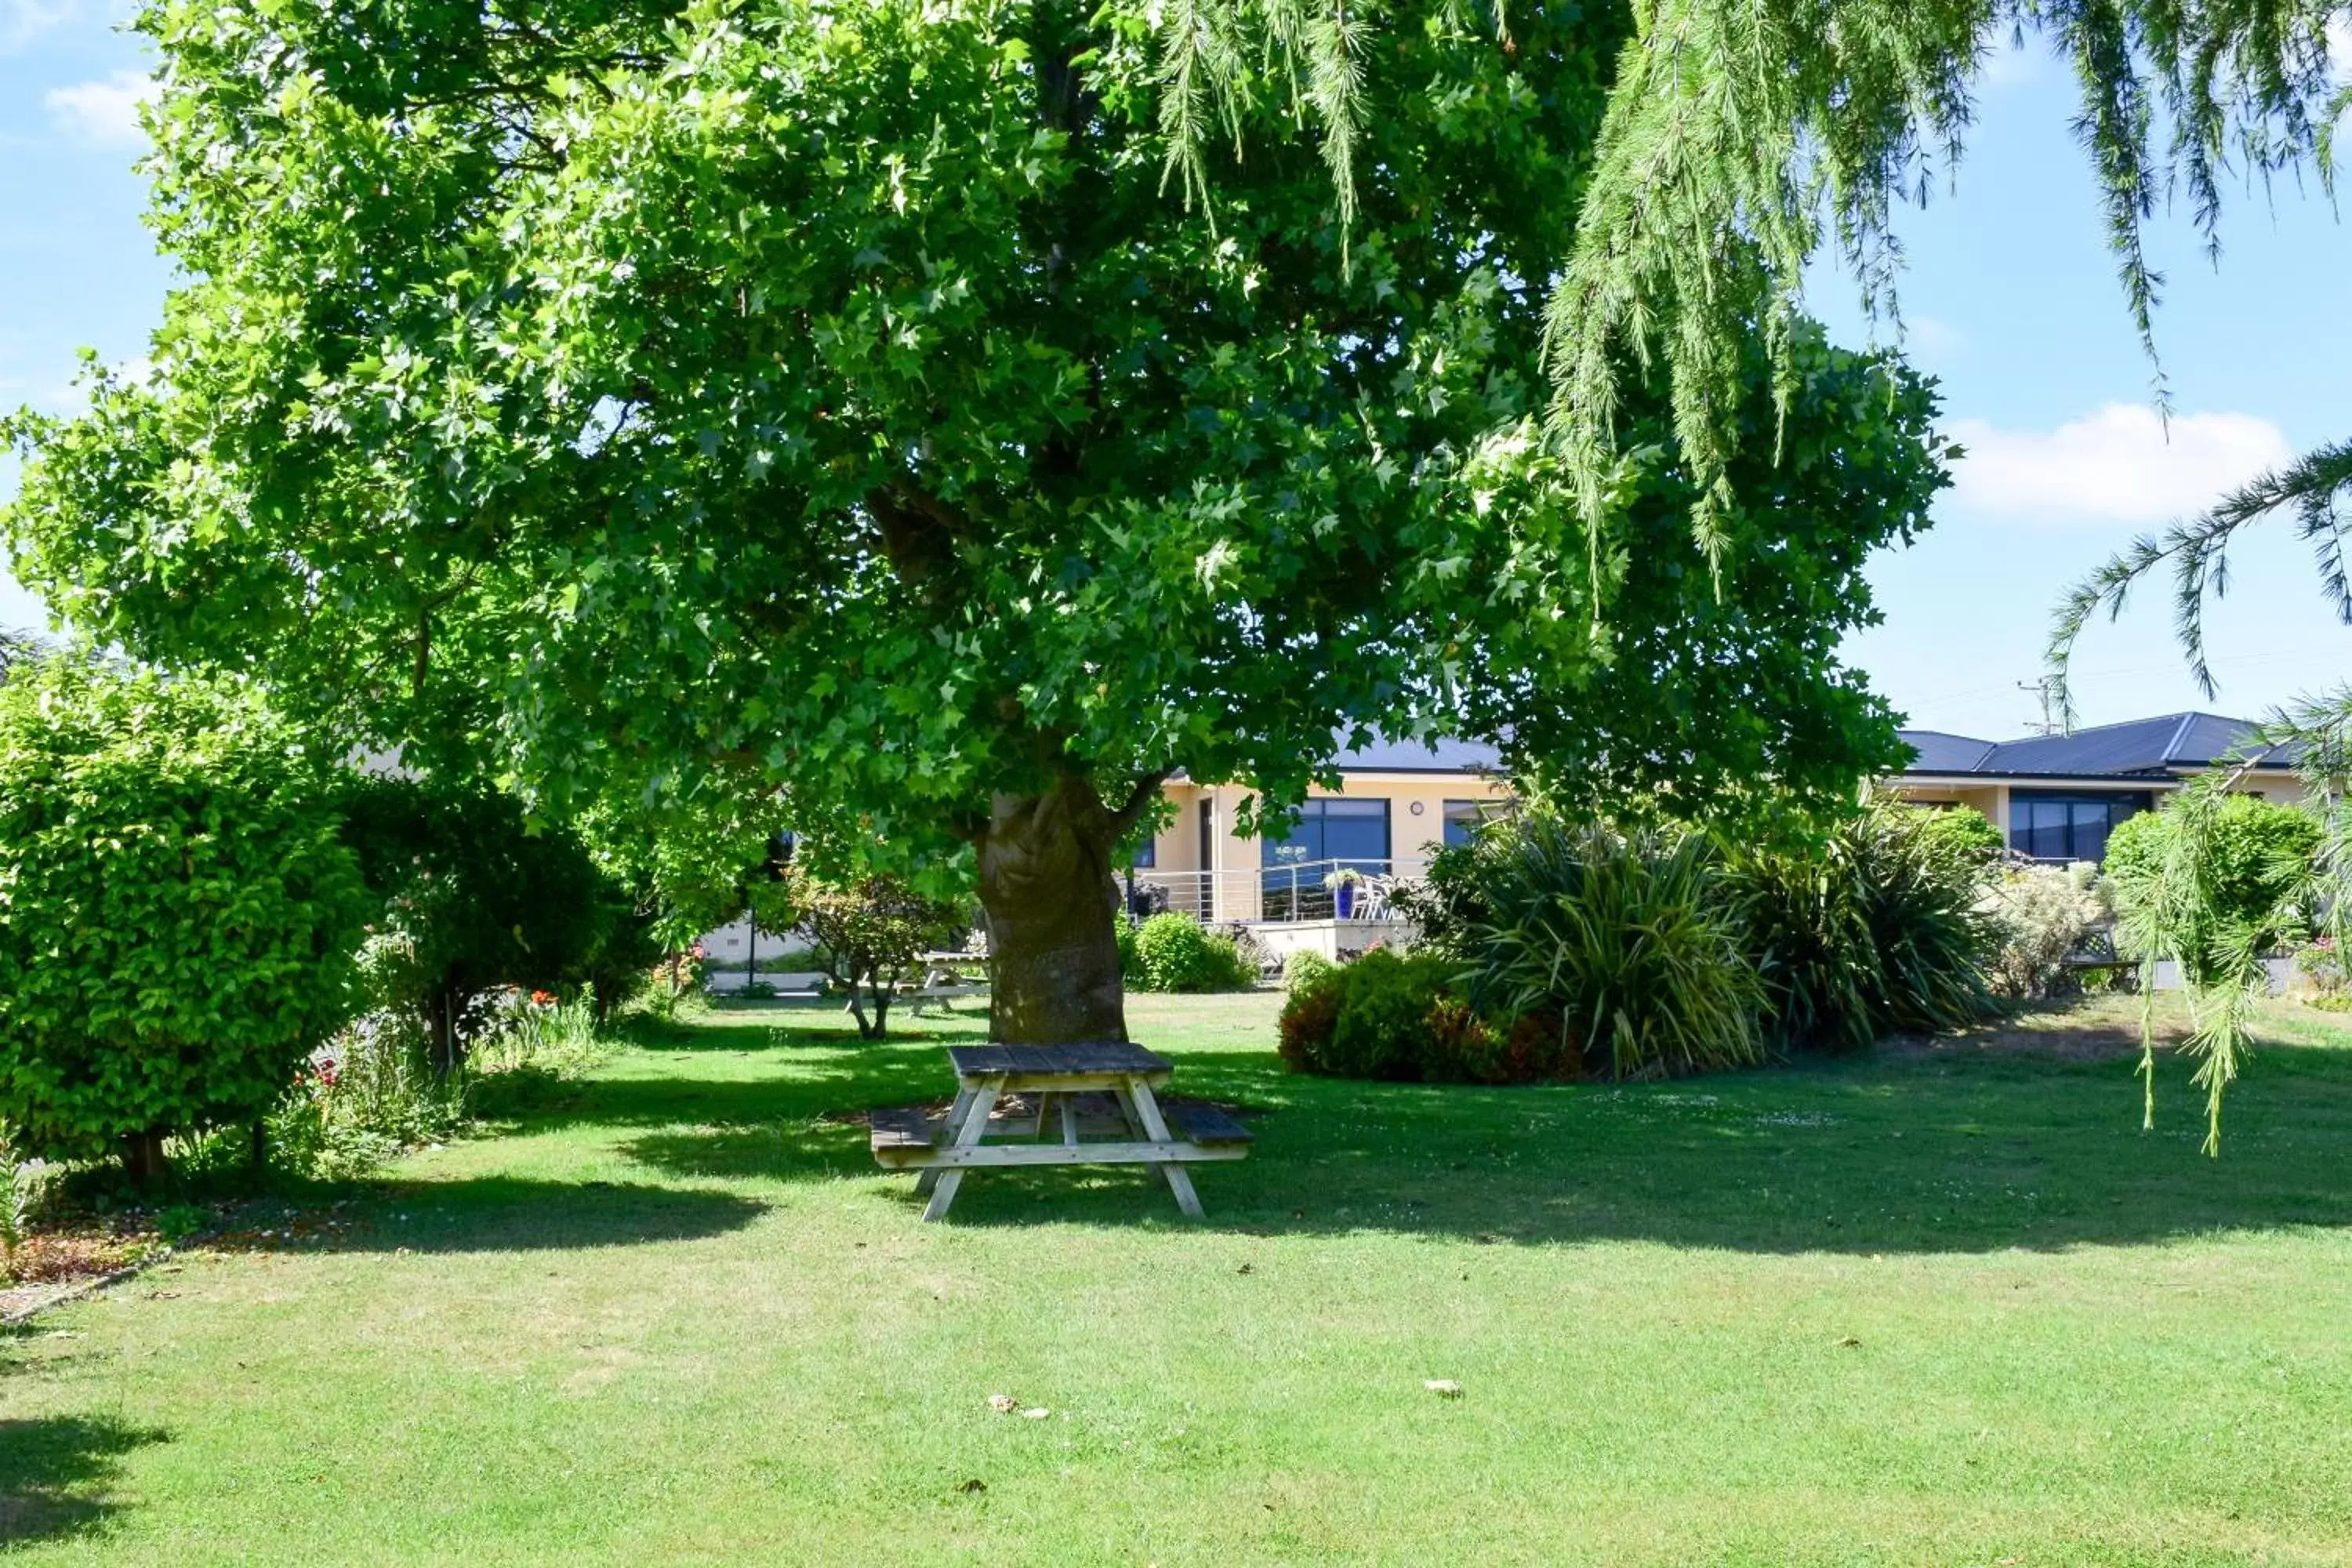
{"left": 2, "top": 13, "right": 2347, "bottom": 742}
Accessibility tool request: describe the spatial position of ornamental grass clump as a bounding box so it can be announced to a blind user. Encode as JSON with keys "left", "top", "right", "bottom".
{"left": 1730, "top": 799, "right": 1998, "bottom": 1051}
{"left": 1457, "top": 815, "right": 1762, "bottom": 1080}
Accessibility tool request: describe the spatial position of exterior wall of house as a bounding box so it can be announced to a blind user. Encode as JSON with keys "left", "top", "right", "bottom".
{"left": 1885, "top": 768, "right": 2306, "bottom": 855}
{"left": 1136, "top": 771, "right": 1512, "bottom": 923}
{"left": 1138, "top": 758, "right": 2312, "bottom": 924}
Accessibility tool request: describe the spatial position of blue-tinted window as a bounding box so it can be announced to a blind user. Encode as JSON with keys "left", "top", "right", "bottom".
{"left": 1441, "top": 800, "right": 1492, "bottom": 848}
{"left": 1261, "top": 798, "right": 1392, "bottom": 870}
{"left": 2008, "top": 792, "right": 2149, "bottom": 862}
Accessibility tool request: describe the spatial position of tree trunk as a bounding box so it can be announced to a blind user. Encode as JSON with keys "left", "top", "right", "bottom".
{"left": 975, "top": 776, "right": 1130, "bottom": 1044}
{"left": 426, "top": 985, "right": 464, "bottom": 1078}
{"left": 120, "top": 1127, "right": 170, "bottom": 1189}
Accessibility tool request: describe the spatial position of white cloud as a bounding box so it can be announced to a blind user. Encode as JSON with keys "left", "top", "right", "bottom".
{"left": 2331, "top": 16, "right": 2352, "bottom": 83}
{"left": 1944, "top": 403, "right": 2293, "bottom": 525}
{"left": 1904, "top": 314, "right": 1967, "bottom": 360}
{"left": 2, "top": 0, "right": 80, "bottom": 53}
{"left": 45, "top": 70, "right": 157, "bottom": 149}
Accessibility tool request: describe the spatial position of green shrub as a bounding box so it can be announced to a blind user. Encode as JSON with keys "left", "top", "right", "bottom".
{"left": 1731, "top": 800, "right": 1995, "bottom": 1051}
{"left": 1915, "top": 806, "right": 2005, "bottom": 866}
{"left": 1130, "top": 912, "right": 1256, "bottom": 993}
{"left": 0, "top": 659, "right": 372, "bottom": 1183}
{"left": 1283, "top": 949, "right": 1335, "bottom": 994}
{"left": 2106, "top": 794, "right": 2319, "bottom": 955}
{"left": 1116, "top": 917, "right": 1141, "bottom": 979}
{"left": 1421, "top": 999, "right": 1583, "bottom": 1085}
{"left": 1458, "top": 815, "right": 1763, "bottom": 1080}
{"left": 1325, "top": 949, "right": 1454, "bottom": 1079}
{"left": 1983, "top": 863, "right": 2111, "bottom": 999}
{"left": 1276, "top": 963, "right": 1347, "bottom": 1072}
{"left": 1277, "top": 948, "right": 1577, "bottom": 1083}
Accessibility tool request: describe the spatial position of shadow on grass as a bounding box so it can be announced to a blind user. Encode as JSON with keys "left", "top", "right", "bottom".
{"left": 556, "top": 1024, "right": 2352, "bottom": 1255}
{"left": 0, "top": 1415, "right": 165, "bottom": 1545}
{"left": 206, "top": 1178, "right": 771, "bottom": 1257}
{"left": 613, "top": 1007, "right": 989, "bottom": 1054}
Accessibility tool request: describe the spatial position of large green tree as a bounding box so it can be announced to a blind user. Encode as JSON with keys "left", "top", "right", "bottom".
{"left": 4, "top": 0, "right": 1947, "bottom": 1043}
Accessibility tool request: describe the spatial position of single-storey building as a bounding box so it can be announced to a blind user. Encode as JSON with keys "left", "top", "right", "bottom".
{"left": 1127, "top": 712, "right": 2302, "bottom": 946}
{"left": 1883, "top": 712, "right": 2299, "bottom": 863}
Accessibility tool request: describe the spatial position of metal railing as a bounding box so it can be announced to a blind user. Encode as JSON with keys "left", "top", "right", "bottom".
{"left": 1125, "top": 856, "right": 1433, "bottom": 924}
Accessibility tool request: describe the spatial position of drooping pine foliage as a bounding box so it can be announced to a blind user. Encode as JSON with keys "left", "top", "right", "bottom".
{"left": 2050, "top": 437, "right": 2352, "bottom": 709}
{"left": 2106, "top": 774, "right": 2322, "bottom": 1154}
{"left": 1153, "top": 0, "right": 2344, "bottom": 559}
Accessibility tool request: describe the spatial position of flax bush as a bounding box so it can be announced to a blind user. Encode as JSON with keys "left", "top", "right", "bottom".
{"left": 1730, "top": 800, "right": 1998, "bottom": 1051}
{"left": 1460, "top": 817, "right": 1763, "bottom": 1080}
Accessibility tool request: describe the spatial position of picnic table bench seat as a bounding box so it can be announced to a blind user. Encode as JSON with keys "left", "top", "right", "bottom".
{"left": 867, "top": 1041, "right": 1249, "bottom": 1219}
{"left": 868, "top": 1107, "right": 940, "bottom": 1163}
{"left": 1171, "top": 1102, "right": 1253, "bottom": 1145}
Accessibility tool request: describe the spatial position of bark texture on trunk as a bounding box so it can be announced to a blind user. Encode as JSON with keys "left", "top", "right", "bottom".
{"left": 120, "top": 1127, "right": 170, "bottom": 1188}
{"left": 975, "top": 776, "right": 1130, "bottom": 1044}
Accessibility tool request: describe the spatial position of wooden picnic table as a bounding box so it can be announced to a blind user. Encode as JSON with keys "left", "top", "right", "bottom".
{"left": 868, "top": 1041, "right": 1251, "bottom": 1221}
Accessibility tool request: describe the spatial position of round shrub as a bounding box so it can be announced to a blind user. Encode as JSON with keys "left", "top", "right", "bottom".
{"left": 2106, "top": 794, "right": 2320, "bottom": 953}
{"left": 0, "top": 659, "right": 372, "bottom": 1181}
{"left": 1982, "top": 863, "right": 2109, "bottom": 999}
{"left": 1276, "top": 963, "right": 1346, "bottom": 1073}
{"left": 1326, "top": 949, "right": 1454, "bottom": 1080}
{"left": 1129, "top": 912, "right": 1254, "bottom": 993}
{"left": 1283, "top": 949, "right": 1335, "bottom": 994}
{"left": 1914, "top": 805, "right": 2005, "bottom": 867}
{"left": 1277, "top": 950, "right": 1575, "bottom": 1083}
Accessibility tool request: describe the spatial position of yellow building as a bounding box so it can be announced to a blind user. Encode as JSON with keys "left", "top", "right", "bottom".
{"left": 1131, "top": 737, "right": 1510, "bottom": 955}
{"left": 1883, "top": 713, "right": 2303, "bottom": 860}
{"left": 1127, "top": 713, "right": 2302, "bottom": 953}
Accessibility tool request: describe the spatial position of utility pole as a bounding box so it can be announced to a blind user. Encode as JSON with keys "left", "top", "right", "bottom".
{"left": 2017, "top": 677, "right": 2060, "bottom": 736}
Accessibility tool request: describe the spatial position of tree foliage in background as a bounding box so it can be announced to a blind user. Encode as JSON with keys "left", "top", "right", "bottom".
{"left": 339, "top": 778, "right": 646, "bottom": 1069}
{"left": 1, "top": 0, "right": 1948, "bottom": 1047}
{"left": 0, "top": 656, "right": 371, "bottom": 1181}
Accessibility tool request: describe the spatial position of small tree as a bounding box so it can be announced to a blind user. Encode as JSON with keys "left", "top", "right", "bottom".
{"left": 788, "top": 873, "right": 967, "bottom": 1040}
{"left": 0, "top": 657, "right": 370, "bottom": 1183}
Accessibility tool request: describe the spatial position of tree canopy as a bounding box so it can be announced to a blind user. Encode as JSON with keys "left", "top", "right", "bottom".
{"left": 4, "top": 0, "right": 1950, "bottom": 1040}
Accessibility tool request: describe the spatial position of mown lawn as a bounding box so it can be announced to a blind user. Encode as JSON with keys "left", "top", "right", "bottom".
{"left": 7, "top": 991, "right": 2352, "bottom": 1564}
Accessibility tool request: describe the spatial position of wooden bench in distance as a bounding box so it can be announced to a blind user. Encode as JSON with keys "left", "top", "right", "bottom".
{"left": 869, "top": 1108, "right": 940, "bottom": 1166}
{"left": 1172, "top": 1103, "right": 1254, "bottom": 1146}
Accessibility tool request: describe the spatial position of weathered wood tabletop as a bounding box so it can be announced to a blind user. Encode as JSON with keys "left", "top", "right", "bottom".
{"left": 869, "top": 1042, "right": 1250, "bottom": 1221}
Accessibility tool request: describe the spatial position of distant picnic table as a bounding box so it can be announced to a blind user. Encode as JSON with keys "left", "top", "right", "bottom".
{"left": 869, "top": 1042, "right": 1251, "bottom": 1221}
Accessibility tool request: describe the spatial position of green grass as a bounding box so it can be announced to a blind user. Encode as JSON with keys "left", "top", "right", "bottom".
{"left": 8, "top": 991, "right": 2352, "bottom": 1563}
